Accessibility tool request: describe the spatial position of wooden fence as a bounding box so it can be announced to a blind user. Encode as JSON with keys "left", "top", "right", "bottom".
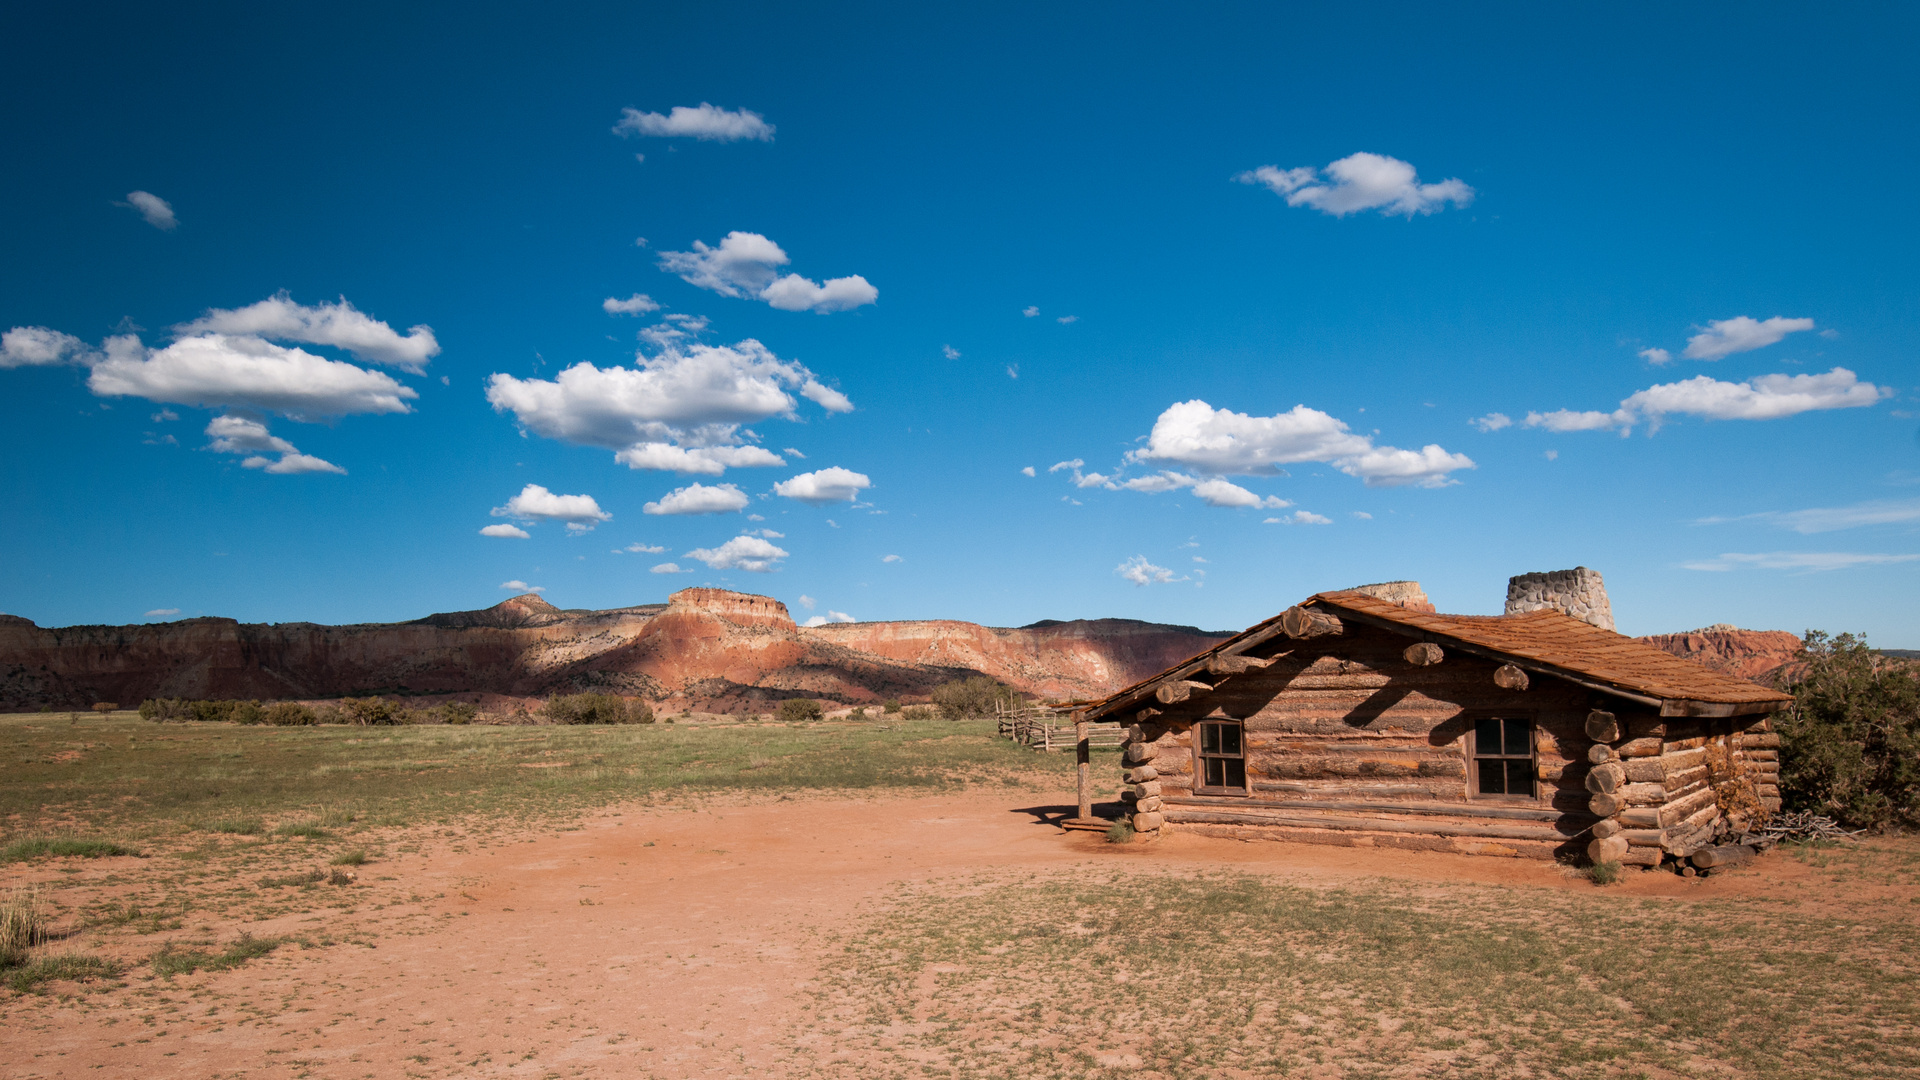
{"left": 995, "top": 703, "right": 1125, "bottom": 752}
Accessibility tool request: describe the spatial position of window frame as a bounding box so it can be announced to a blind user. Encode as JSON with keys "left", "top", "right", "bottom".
{"left": 1192, "top": 718, "right": 1250, "bottom": 796}
{"left": 1466, "top": 712, "right": 1539, "bottom": 802}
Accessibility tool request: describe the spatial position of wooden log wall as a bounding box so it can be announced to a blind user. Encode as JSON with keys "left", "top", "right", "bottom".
{"left": 1117, "top": 621, "right": 1600, "bottom": 858}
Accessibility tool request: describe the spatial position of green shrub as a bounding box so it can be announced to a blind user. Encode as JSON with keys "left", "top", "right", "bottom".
{"left": 1, "top": 838, "right": 138, "bottom": 863}
{"left": 1587, "top": 860, "right": 1622, "bottom": 886}
{"left": 883, "top": 699, "right": 902, "bottom": 714}
{"left": 263, "top": 702, "right": 317, "bottom": 726}
{"left": 341, "top": 697, "right": 402, "bottom": 725}
{"left": 1105, "top": 820, "right": 1134, "bottom": 845}
{"left": 5, "top": 952, "right": 121, "bottom": 992}
{"left": 139, "top": 698, "right": 192, "bottom": 722}
{"left": 932, "top": 676, "right": 1019, "bottom": 720}
{"left": 1778, "top": 631, "right": 1920, "bottom": 830}
{"left": 899, "top": 705, "right": 938, "bottom": 722}
{"left": 777, "top": 698, "right": 825, "bottom": 724}
{"left": 544, "top": 692, "right": 651, "bottom": 725}
{"left": 330, "top": 848, "right": 368, "bottom": 866}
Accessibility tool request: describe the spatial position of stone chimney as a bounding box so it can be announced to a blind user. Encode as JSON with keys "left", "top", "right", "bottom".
{"left": 1347, "top": 580, "right": 1437, "bottom": 613}
{"left": 1505, "top": 567, "right": 1614, "bottom": 631}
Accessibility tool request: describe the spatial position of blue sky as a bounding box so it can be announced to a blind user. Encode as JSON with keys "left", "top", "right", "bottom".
{"left": 2, "top": 2, "right": 1916, "bottom": 642}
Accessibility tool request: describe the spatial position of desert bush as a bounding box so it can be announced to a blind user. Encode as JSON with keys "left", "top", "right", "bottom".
{"left": 139, "top": 698, "right": 191, "bottom": 722}
{"left": 899, "top": 705, "right": 938, "bottom": 721}
{"left": 1105, "top": 819, "right": 1134, "bottom": 845}
{"left": 1587, "top": 860, "right": 1622, "bottom": 885}
{"left": 883, "top": 699, "right": 901, "bottom": 714}
{"left": 1777, "top": 631, "right": 1920, "bottom": 830}
{"left": 263, "top": 702, "right": 317, "bottom": 726}
{"left": 932, "top": 676, "right": 1019, "bottom": 720}
{"left": 778, "top": 698, "right": 825, "bottom": 723}
{"left": 427, "top": 701, "right": 479, "bottom": 725}
{"left": 90, "top": 702, "right": 116, "bottom": 714}
{"left": 340, "top": 697, "right": 403, "bottom": 725}
{"left": 544, "top": 692, "right": 651, "bottom": 724}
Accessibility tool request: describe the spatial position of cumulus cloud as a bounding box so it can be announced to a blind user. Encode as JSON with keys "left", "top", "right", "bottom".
{"left": 204, "top": 414, "right": 345, "bottom": 475}
{"left": 613, "top": 103, "right": 774, "bottom": 142}
{"left": 481, "top": 524, "right": 531, "bottom": 539}
{"left": 649, "top": 562, "right": 686, "bottom": 573}
{"left": 1682, "top": 317, "right": 1815, "bottom": 361}
{"left": 145, "top": 608, "right": 180, "bottom": 617}
{"left": 89, "top": 333, "right": 416, "bottom": 418}
{"left": 1235, "top": 153, "right": 1473, "bottom": 217}
{"left": 1639, "top": 347, "right": 1672, "bottom": 365}
{"left": 0, "top": 326, "right": 92, "bottom": 368}
{"left": 773, "top": 467, "right": 872, "bottom": 504}
{"left": 178, "top": 294, "right": 439, "bottom": 372}
{"left": 492, "top": 484, "right": 611, "bottom": 532}
{"left": 622, "top": 541, "right": 667, "bottom": 553}
{"left": 500, "top": 580, "right": 544, "bottom": 592}
{"left": 644, "top": 482, "right": 749, "bottom": 515}
{"left": 1023, "top": 306, "right": 1039, "bottom": 317}
{"left": 1681, "top": 551, "right": 1920, "bottom": 573}
{"left": 1049, "top": 459, "right": 1083, "bottom": 473}
{"left": 658, "top": 232, "right": 876, "bottom": 313}
{"left": 1126, "top": 399, "right": 1474, "bottom": 488}
{"left": 684, "top": 535, "right": 788, "bottom": 572}
{"left": 802, "top": 610, "right": 856, "bottom": 627}
{"left": 1116, "top": 555, "right": 1184, "bottom": 586}
{"left": 1524, "top": 367, "right": 1887, "bottom": 434}
{"left": 881, "top": 554, "right": 902, "bottom": 563}
{"left": 486, "top": 338, "right": 850, "bottom": 475}
{"left": 797, "top": 594, "right": 816, "bottom": 610}
{"left": 122, "top": 191, "right": 177, "bottom": 230}
{"left": 603, "top": 294, "right": 660, "bottom": 316}
{"left": 942, "top": 345, "right": 961, "bottom": 360}
{"left": 1191, "top": 478, "right": 1289, "bottom": 509}
{"left": 1020, "top": 466, "right": 1035, "bottom": 477}
{"left": 1471, "top": 412, "right": 1512, "bottom": 432}
{"left": 1266, "top": 510, "right": 1333, "bottom": 525}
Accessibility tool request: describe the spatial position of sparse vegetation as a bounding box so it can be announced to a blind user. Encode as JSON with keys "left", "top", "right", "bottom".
{"left": 273, "top": 822, "right": 330, "bottom": 839}
{"left": 1, "top": 837, "right": 137, "bottom": 863}
{"left": 330, "top": 847, "right": 368, "bottom": 866}
{"left": 544, "top": 692, "right": 653, "bottom": 725}
{"left": 150, "top": 934, "right": 285, "bottom": 978}
{"left": 1587, "top": 859, "right": 1622, "bottom": 885}
{"left": 140, "top": 696, "right": 482, "bottom": 727}
{"left": 778, "top": 698, "right": 825, "bottom": 723}
{"left": 0, "top": 888, "right": 46, "bottom": 967}
{"left": 1778, "top": 630, "right": 1920, "bottom": 829}
{"left": 1104, "top": 819, "right": 1133, "bottom": 844}
{"left": 4, "top": 953, "right": 122, "bottom": 993}
{"left": 932, "top": 676, "right": 1020, "bottom": 720}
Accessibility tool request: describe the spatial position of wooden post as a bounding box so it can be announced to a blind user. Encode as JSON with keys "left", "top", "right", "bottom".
{"left": 1075, "top": 710, "right": 1091, "bottom": 821}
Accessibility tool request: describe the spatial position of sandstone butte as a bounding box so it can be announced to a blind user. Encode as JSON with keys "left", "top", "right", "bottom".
{"left": 0, "top": 589, "right": 1808, "bottom": 713}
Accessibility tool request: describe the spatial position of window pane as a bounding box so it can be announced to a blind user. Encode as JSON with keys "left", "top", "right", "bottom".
{"left": 1218, "top": 724, "right": 1242, "bottom": 756}
{"left": 1205, "top": 757, "right": 1225, "bottom": 787}
{"left": 1201, "top": 724, "right": 1221, "bottom": 754}
{"left": 1223, "top": 758, "right": 1246, "bottom": 790}
{"left": 1504, "top": 719, "right": 1531, "bottom": 756}
{"left": 1478, "top": 760, "right": 1507, "bottom": 795}
{"left": 1475, "top": 718, "right": 1503, "bottom": 756}
{"left": 1506, "top": 758, "right": 1534, "bottom": 796}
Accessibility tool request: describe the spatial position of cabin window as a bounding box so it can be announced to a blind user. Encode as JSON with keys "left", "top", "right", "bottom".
{"left": 1472, "top": 717, "right": 1536, "bottom": 798}
{"left": 1195, "top": 720, "right": 1248, "bottom": 794}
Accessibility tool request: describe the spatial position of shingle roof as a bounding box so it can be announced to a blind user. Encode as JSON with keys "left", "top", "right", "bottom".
{"left": 1309, "top": 590, "right": 1792, "bottom": 709}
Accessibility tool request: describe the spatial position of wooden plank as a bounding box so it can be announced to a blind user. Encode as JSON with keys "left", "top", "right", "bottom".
{"left": 1253, "top": 781, "right": 1460, "bottom": 798}
{"left": 1161, "top": 809, "right": 1574, "bottom": 841}
{"left": 1167, "top": 795, "right": 1567, "bottom": 822}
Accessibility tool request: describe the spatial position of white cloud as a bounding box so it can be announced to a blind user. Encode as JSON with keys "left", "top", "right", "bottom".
{"left": 90, "top": 333, "right": 416, "bottom": 418}
{"left": 1681, "top": 551, "right": 1920, "bottom": 573}
{"left": 1020, "top": 466, "right": 1036, "bottom": 477}
{"left": 1351, "top": 511, "right": 1373, "bottom": 520}
{"left": 1266, "top": 510, "right": 1333, "bottom": 526}
{"left": 650, "top": 562, "right": 686, "bottom": 573}
{"left": 1639, "top": 348, "right": 1672, "bottom": 365}
{"left": 1116, "top": 555, "right": 1184, "bottom": 586}
{"left": 122, "top": 191, "right": 177, "bottom": 230}
{"left": 486, "top": 338, "right": 849, "bottom": 474}
{"left": 205, "top": 414, "right": 346, "bottom": 475}
{"left": 0, "top": 326, "right": 92, "bottom": 368}
{"left": 1235, "top": 153, "right": 1473, "bottom": 217}
{"left": 797, "top": 594, "right": 816, "bottom": 610}
{"left": 1682, "top": 316, "right": 1815, "bottom": 361}
{"left": 1544, "top": 449, "right": 1558, "bottom": 460}
{"left": 1127, "top": 399, "right": 1474, "bottom": 488}
{"left": 1022, "top": 306, "right": 1039, "bottom": 317}
{"left": 784, "top": 447, "right": 806, "bottom": 459}
{"left": 623, "top": 541, "right": 666, "bottom": 553}
{"left": 492, "top": 484, "right": 611, "bottom": 532}
{"left": 1049, "top": 459, "right": 1083, "bottom": 473}
{"left": 684, "top": 535, "right": 788, "bottom": 572}
{"left": 178, "top": 294, "right": 439, "bottom": 372}
{"left": 644, "top": 482, "right": 749, "bottom": 515}
{"left": 1701, "top": 497, "right": 1920, "bottom": 535}
{"left": 658, "top": 232, "right": 876, "bottom": 313}
{"left": 152, "top": 409, "right": 178, "bottom": 421}
{"left": 1471, "top": 412, "right": 1512, "bottom": 432}
{"left": 746, "top": 528, "right": 784, "bottom": 538}
{"left": 481, "top": 524, "right": 531, "bottom": 539}
{"left": 603, "top": 294, "right": 660, "bottom": 316}
{"left": 802, "top": 610, "right": 856, "bottom": 627}
{"left": 881, "top": 554, "right": 902, "bottom": 563}
{"left": 1191, "top": 478, "right": 1289, "bottom": 509}
{"left": 145, "top": 608, "right": 180, "bottom": 617}
{"left": 773, "top": 466, "right": 872, "bottom": 504}
{"left": 1006, "top": 364, "right": 1019, "bottom": 379}
{"left": 1057, "top": 315, "right": 1078, "bottom": 325}
{"left": 613, "top": 103, "right": 774, "bottom": 142}
{"left": 500, "top": 580, "right": 544, "bottom": 592}
{"left": 1524, "top": 367, "right": 1887, "bottom": 434}
{"left": 942, "top": 345, "right": 961, "bottom": 360}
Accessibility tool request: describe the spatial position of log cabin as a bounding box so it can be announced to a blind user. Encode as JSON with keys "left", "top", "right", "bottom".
{"left": 1076, "top": 573, "right": 1791, "bottom": 866}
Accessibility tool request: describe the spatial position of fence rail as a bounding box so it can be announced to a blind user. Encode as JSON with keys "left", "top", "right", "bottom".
{"left": 995, "top": 704, "right": 1125, "bottom": 752}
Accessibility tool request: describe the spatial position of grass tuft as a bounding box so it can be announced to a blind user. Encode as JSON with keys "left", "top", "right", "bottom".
{"left": 1587, "top": 859, "right": 1623, "bottom": 885}
{"left": 1, "top": 837, "right": 138, "bottom": 863}
{"left": 328, "top": 848, "right": 368, "bottom": 866}
{"left": 4, "top": 952, "right": 122, "bottom": 993}
{"left": 150, "top": 933, "right": 285, "bottom": 978}
{"left": 1104, "top": 819, "right": 1133, "bottom": 844}
{"left": 1, "top": 888, "right": 47, "bottom": 967}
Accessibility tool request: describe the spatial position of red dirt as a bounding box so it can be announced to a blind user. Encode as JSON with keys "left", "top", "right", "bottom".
{"left": 1, "top": 793, "right": 1892, "bottom": 1079}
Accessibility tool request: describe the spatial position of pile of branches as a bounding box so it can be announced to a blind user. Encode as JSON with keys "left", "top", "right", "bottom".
{"left": 1756, "top": 810, "right": 1864, "bottom": 843}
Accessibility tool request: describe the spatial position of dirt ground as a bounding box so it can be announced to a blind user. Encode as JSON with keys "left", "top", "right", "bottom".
{"left": 1, "top": 791, "right": 1906, "bottom": 1079}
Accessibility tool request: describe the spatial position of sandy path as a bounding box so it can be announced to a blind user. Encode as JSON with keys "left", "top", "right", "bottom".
{"left": 0, "top": 792, "right": 1816, "bottom": 1079}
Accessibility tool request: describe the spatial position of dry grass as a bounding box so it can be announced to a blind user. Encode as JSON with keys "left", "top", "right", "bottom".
{"left": 794, "top": 868, "right": 1920, "bottom": 1079}
{"left": 0, "top": 886, "right": 46, "bottom": 964}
